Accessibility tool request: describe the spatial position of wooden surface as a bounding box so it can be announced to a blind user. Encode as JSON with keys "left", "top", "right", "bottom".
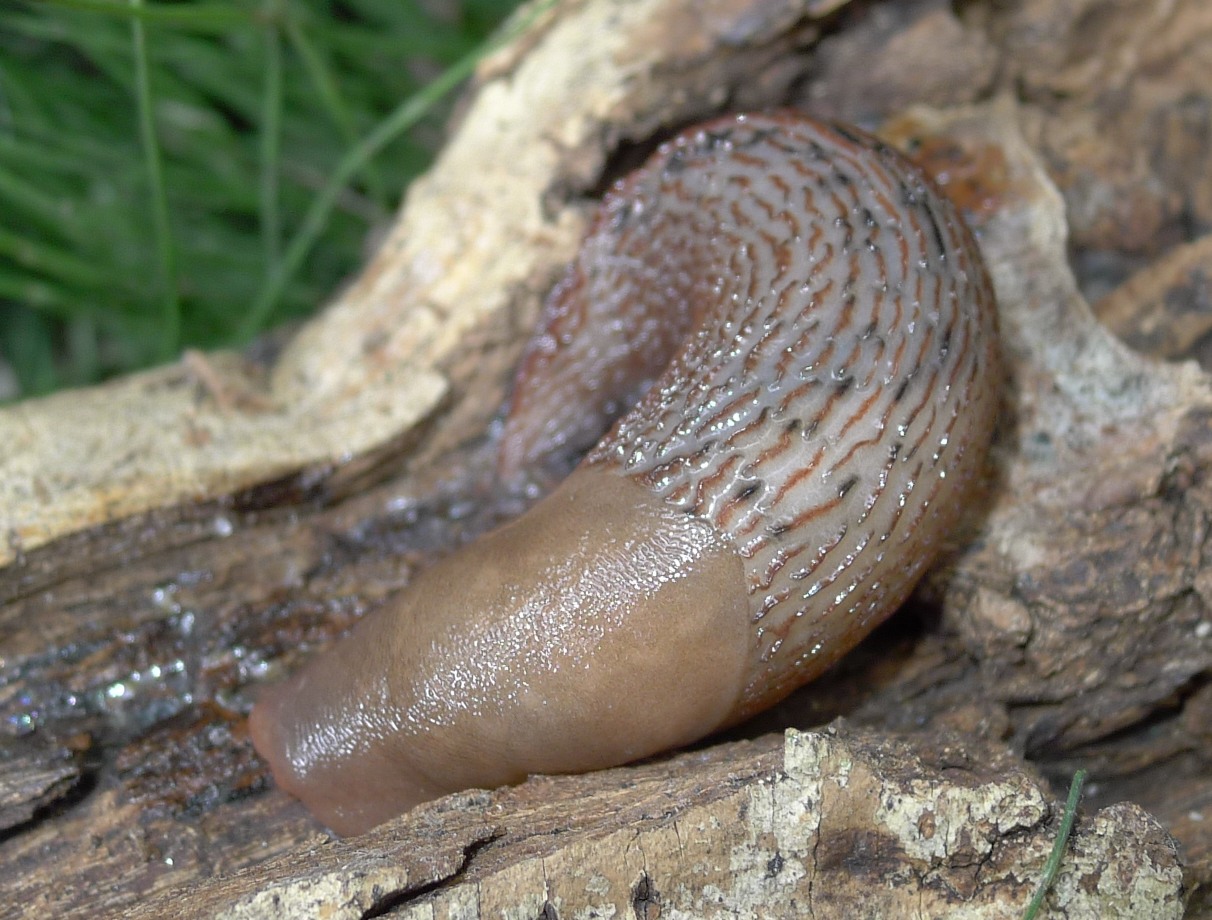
{"left": 124, "top": 730, "right": 1185, "bottom": 919}
{"left": 0, "top": 0, "right": 1209, "bottom": 916}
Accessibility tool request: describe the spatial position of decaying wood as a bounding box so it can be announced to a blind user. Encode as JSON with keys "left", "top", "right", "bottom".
{"left": 0, "top": 734, "right": 81, "bottom": 833}
{"left": 0, "top": 0, "right": 1209, "bottom": 916}
{"left": 1093, "top": 236, "right": 1212, "bottom": 366}
{"left": 122, "top": 730, "right": 1183, "bottom": 920}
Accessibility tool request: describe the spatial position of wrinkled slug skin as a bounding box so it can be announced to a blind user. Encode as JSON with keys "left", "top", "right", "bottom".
{"left": 250, "top": 112, "right": 999, "bottom": 835}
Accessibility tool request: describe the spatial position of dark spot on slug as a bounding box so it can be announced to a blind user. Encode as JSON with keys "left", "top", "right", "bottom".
{"left": 924, "top": 200, "right": 949, "bottom": 259}
{"left": 698, "top": 128, "right": 735, "bottom": 151}
{"left": 828, "top": 122, "right": 866, "bottom": 146}
{"left": 663, "top": 150, "right": 688, "bottom": 175}
{"left": 735, "top": 482, "right": 762, "bottom": 502}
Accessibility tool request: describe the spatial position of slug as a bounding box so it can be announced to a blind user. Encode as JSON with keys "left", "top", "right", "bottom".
{"left": 250, "top": 111, "right": 1000, "bottom": 836}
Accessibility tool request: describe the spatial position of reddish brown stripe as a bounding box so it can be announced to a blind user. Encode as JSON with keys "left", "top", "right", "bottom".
{"left": 504, "top": 111, "right": 1000, "bottom": 715}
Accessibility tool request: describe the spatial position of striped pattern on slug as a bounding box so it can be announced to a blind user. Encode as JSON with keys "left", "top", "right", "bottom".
{"left": 504, "top": 111, "right": 1000, "bottom": 718}
{"left": 251, "top": 111, "right": 1001, "bottom": 835}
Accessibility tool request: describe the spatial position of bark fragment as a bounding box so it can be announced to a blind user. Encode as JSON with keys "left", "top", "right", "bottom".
{"left": 124, "top": 730, "right": 1183, "bottom": 920}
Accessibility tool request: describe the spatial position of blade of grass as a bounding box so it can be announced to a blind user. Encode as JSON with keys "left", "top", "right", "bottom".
{"left": 0, "top": 164, "right": 83, "bottom": 238}
{"left": 284, "top": 12, "right": 389, "bottom": 211}
{"left": 34, "top": 0, "right": 252, "bottom": 31}
{"left": 0, "top": 225, "right": 114, "bottom": 288}
{"left": 236, "top": 0, "right": 556, "bottom": 340}
{"left": 63, "top": 314, "right": 101, "bottom": 386}
{"left": 1023, "top": 769, "right": 1088, "bottom": 920}
{"left": 319, "top": 0, "right": 471, "bottom": 60}
{"left": 260, "top": 12, "right": 283, "bottom": 273}
{"left": 0, "top": 303, "right": 59, "bottom": 394}
{"left": 0, "top": 274, "right": 79, "bottom": 317}
{"left": 318, "top": 19, "right": 469, "bottom": 64}
{"left": 129, "top": 0, "right": 180, "bottom": 359}
{"left": 0, "top": 124, "right": 131, "bottom": 177}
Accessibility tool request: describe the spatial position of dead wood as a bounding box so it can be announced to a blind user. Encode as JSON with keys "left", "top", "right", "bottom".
{"left": 0, "top": 0, "right": 1208, "bottom": 916}
{"left": 122, "top": 729, "right": 1183, "bottom": 920}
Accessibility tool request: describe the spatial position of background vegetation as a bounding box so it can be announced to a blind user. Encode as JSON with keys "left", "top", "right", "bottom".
{"left": 0, "top": 0, "right": 528, "bottom": 399}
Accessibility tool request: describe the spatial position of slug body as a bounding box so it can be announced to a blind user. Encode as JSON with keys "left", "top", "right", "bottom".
{"left": 250, "top": 112, "right": 999, "bottom": 835}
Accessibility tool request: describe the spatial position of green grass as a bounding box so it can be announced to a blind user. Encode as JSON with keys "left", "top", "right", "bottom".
{"left": 1023, "top": 769, "right": 1087, "bottom": 920}
{"left": 0, "top": 0, "right": 530, "bottom": 398}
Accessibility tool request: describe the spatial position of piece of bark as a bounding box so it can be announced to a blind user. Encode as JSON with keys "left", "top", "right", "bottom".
{"left": 1092, "top": 235, "right": 1212, "bottom": 367}
{"left": 122, "top": 729, "right": 1183, "bottom": 920}
{"left": 872, "top": 98, "right": 1212, "bottom": 753}
{"left": 0, "top": 0, "right": 1208, "bottom": 915}
{"left": 0, "top": 735, "right": 81, "bottom": 833}
{"left": 798, "top": 0, "right": 1212, "bottom": 297}
{"left": 992, "top": 0, "right": 1212, "bottom": 267}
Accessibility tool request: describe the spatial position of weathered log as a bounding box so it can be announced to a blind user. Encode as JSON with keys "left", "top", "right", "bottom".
{"left": 124, "top": 729, "right": 1185, "bottom": 920}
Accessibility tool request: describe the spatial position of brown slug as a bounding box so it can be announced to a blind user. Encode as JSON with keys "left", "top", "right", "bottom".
{"left": 250, "top": 111, "right": 1000, "bottom": 836}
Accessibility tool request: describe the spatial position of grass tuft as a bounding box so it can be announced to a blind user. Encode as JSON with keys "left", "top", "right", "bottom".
{"left": 0, "top": 0, "right": 530, "bottom": 398}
